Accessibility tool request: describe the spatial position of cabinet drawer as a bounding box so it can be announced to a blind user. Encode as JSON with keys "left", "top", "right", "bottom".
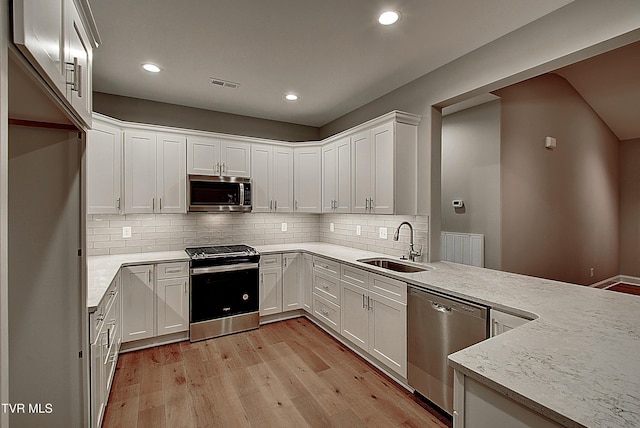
{"left": 313, "top": 256, "right": 340, "bottom": 278}
{"left": 312, "top": 293, "right": 340, "bottom": 333}
{"left": 260, "top": 253, "right": 282, "bottom": 268}
{"left": 369, "top": 273, "right": 407, "bottom": 304}
{"left": 341, "top": 264, "right": 369, "bottom": 287}
{"left": 156, "top": 261, "right": 189, "bottom": 279}
{"left": 313, "top": 271, "right": 340, "bottom": 305}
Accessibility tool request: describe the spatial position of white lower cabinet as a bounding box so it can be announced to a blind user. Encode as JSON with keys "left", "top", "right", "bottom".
{"left": 491, "top": 309, "right": 530, "bottom": 337}
{"left": 90, "top": 271, "right": 121, "bottom": 428}
{"left": 122, "top": 262, "right": 189, "bottom": 343}
{"left": 302, "top": 254, "right": 313, "bottom": 313}
{"left": 259, "top": 253, "right": 304, "bottom": 316}
{"left": 340, "top": 268, "right": 407, "bottom": 378}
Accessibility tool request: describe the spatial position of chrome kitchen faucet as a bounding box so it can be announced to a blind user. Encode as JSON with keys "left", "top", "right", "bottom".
{"left": 393, "top": 222, "right": 422, "bottom": 262}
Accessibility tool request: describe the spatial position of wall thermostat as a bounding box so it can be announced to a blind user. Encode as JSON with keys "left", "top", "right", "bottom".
{"left": 452, "top": 199, "right": 464, "bottom": 208}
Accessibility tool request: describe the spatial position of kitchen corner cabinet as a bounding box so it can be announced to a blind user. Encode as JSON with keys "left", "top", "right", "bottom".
{"left": 13, "top": 0, "right": 98, "bottom": 128}
{"left": 351, "top": 118, "right": 418, "bottom": 215}
{"left": 490, "top": 310, "right": 530, "bottom": 337}
{"left": 283, "top": 253, "right": 302, "bottom": 310}
{"left": 124, "top": 130, "right": 187, "bottom": 214}
{"left": 187, "top": 137, "right": 251, "bottom": 177}
{"left": 122, "top": 262, "right": 189, "bottom": 343}
{"left": 294, "top": 146, "right": 322, "bottom": 213}
{"left": 322, "top": 137, "right": 351, "bottom": 213}
{"left": 251, "top": 144, "right": 294, "bottom": 213}
{"left": 302, "top": 254, "right": 313, "bottom": 313}
{"left": 87, "top": 120, "right": 122, "bottom": 214}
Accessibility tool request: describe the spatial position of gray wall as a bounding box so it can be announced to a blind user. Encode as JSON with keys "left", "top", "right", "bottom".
{"left": 496, "top": 74, "right": 620, "bottom": 285}
{"left": 619, "top": 138, "right": 640, "bottom": 277}
{"left": 441, "top": 101, "right": 501, "bottom": 270}
{"left": 93, "top": 92, "right": 320, "bottom": 142}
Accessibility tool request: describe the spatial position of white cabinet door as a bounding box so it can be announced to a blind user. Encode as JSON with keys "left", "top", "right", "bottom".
{"left": 260, "top": 266, "right": 282, "bottom": 316}
{"left": 294, "top": 146, "right": 321, "bottom": 213}
{"left": 341, "top": 281, "right": 369, "bottom": 351}
{"left": 13, "top": 0, "right": 66, "bottom": 98}
{"left": 124, "top": 130, "right": 157, "bottom": 213}
{"left": 369, "top": 291, "right": 407, "bottom": 377}
{"left": 87, "top": 121, "right": 122, "bottom": 214}
{"left": 90, "top": 328, "right": 106, "bottom": 428}
{"left": 321, "top": 143, "right": 336, "bottom": 212}
{"left": 156, "top": 277, "right": 189, "bottom": 335}
{"left": 352, "top": 130, "right": 372, "bottom": 213}
{"left": 121, "top": 265, "right": 155, "bottom": 342}
{"left": 156, "top": 133, "right": 186, "bottom": 213}
{"left": 65, "top": 0, "right": 92, "bottom": 127}
{"left": 371, "top": 122, "right": 394, "bottom": 214}
{"left": 272, "top": 146, "right": 294, "bottom": 212}
{"left": 251, "top": 144, "right": 272, "bottom": 212}
{"left": 220, "top": 140, "right": 251, "bottom": 177}
{"left": 302, "top": 254, "right": 313, "bottom": 313}
{"left": 335, "top": 137, "right": 352, "bottom": 213}
{"left": 282, "top": 253, "right": 301, "bottom": 311}
{"left": 187, "top": 136, "right": 220, "bottom": 175}
{"left": 491, "top": 310, "right": 530, "bottom": 337}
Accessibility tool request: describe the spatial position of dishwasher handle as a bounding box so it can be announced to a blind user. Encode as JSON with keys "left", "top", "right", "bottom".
{"left": 431, "top": 301, "right": 452, "bottom": 313}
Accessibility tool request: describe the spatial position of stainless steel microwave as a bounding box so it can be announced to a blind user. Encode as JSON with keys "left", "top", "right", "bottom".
{"left": 187, "top": 175, "right": 252, "bottom": 212}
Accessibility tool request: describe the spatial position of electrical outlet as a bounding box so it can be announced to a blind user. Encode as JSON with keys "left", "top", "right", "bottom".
{"left": 379, "top": 227, "right": 387, "bottom": 239}
{"left": 356, "top": 225, "right": 361, "bottom": 236}
{"left": 281, "top": 223, "right": 287, "bottom": 232}
{"left": 330, "top": 222, "right": 335, "bottom": 232}
{"left": 122, "top": 226, "right": 132, "bottom": 238}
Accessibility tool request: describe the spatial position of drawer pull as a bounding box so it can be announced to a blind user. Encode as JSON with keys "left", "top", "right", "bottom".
{"left": 322, "top": 284, "right": 329, "bottom": 290}
{"left": 320, "top": 309, "right": 329, "bottom": 316}
{"left": 165, "top": 267, "right": 182, "bottom": 273}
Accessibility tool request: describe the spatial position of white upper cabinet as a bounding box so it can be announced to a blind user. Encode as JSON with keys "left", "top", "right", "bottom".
{"left": 187, "top": 137, "right": 250, "bottom": 177}
{"left": 252, "top": 144, "right": 293, "bottom": 212}
{"left": 220, "top": 140, "right": 251, "bottom": 177}
{"left": 322, "top": 137, "right": 351, "bottom": 213}
{"left": 350, "top": 116, "right": 419, "bottom": 215}
{"left": 124, "top": 130, "right": 157, "bottom": 214}
{"left": 187, "top": 136, "right": 220, "bottom": 176}
{"left": 294, "top": 146, "right": 321, "bottom": 213}
{"left": 87, "top": 120, "right": 122, "bottom": 214}
{"left": 124, "top": 129, "right": 186, "bottom": 214}
{"left": 156, "top": 133, "right": 187, "bottom": 213}
{"left": 13, "top": 0, "right": 99, "bottom": 128}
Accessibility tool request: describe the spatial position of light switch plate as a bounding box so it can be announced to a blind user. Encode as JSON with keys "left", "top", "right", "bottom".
{"left": 281, "top": 223, "right": 287, "bottom": 232}
{"left": 356, "top": 225, "right": 361, "bottom": 236}
{"left": 122, "top": 226, "right": 132, "bottom": 238}
{"left": 330, "top": 222, "right": 335, "bottom": 232}
{"left": 379, "top": 227, "right": 387, "bottom": 239}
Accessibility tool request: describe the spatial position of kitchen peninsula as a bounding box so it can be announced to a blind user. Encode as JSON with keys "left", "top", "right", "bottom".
{"left": 88, "top": 242, "right": 640, "bottom": 427}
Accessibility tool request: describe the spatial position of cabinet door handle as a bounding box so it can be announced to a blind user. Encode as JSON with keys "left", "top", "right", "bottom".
{"left": 148, "top": 270, "right": 152, "bottom": 283}
{"left": 295, "top": 200, "right": 298, "bottom": 210}
{"left": 367, "top": 296, "right": 372, "bottom": 311}
{"left": 362, "top": 294, "right": 366, "bottom": 309}
{"left": 184, "top": 280, "right": 187, "bottom": 295}
{"left": 159, "top": 198, "right": 162, "bottom": 211}
{"left": 365, "top": 198, "right": 369, "bottom": 210}
{"left": 152, "top": 198, "right": 155, "bottom": 211}
{"left": 76, "top": 62, "right": 82, "bottom": 97}
{"left": 116, "top": 198, "right": 121, "bottom": 210}
{"left": 270, "top": 200, "right": 273, "bottom": 210}
{"left": 274, "top": 200, "right": 278, "bottom": 210}
{"left": 222, "top": 163, "right": 226, "bottom": 174}
{"left": 284, "top": 258, "right": 287, "bottom": 268}
{"left": 369, "top": 198, "right": 374, "bottom": 210}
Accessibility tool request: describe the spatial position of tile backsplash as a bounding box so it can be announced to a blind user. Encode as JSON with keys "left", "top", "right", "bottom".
{"left": 87, "top": 212, "right": 429, "bottom": 260}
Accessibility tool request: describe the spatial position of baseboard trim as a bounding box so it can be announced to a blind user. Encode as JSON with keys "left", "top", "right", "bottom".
{"left": 595, "top": 275, "right": 640, "bottom": 289}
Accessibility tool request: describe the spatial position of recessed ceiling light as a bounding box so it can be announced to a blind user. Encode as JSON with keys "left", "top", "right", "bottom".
{"left": 378, "top": 10, "right": 400, "bottom": 25}
{"left": 142, "top": 63, "right": 161, "bottom": 73}
{"left": 285, "top": 94, "right": 298, "bottom": 101}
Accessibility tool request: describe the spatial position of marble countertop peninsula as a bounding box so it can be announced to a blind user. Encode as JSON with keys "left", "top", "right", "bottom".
{"left": 87, "top": 243, "right": 640, "bottom": 427}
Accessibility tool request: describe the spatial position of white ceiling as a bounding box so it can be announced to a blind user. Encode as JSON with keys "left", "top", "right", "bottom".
{"left": 89, "top": 0, "right": 573, "bottom": 127}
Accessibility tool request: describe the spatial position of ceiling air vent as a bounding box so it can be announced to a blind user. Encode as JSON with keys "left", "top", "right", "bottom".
{"left": 210, "top": 77, "right": 240, "bottom": 89}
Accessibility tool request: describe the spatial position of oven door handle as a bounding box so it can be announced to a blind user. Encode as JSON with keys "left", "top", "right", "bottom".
{"left": 190, "top": 263, "right": 259, "bottom": 275}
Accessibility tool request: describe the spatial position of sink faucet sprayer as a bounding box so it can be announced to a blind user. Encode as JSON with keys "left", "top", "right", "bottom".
{"left": 393, "top": 222, "right": 422, "bottom": 262}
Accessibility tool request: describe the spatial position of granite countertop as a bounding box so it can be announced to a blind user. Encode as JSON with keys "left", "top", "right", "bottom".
{"left": 87, "top": 242, "right": 640, "bottom": 427}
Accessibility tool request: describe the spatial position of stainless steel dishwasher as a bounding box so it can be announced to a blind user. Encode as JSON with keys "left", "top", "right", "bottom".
{"left": 407, "top": 285, "right": 489, "bottom": 415}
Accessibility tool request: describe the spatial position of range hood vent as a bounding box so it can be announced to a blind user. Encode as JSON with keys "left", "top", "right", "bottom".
{"left": 210, "top": 77, "right": 240, "bottom": 89}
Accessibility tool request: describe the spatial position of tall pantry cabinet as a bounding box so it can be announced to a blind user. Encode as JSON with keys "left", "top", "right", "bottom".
{"left": 7, "top": 0, "right": 100, "bottom": 427}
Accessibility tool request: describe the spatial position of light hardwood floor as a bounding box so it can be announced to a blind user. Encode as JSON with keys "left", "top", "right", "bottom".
{"left": 103, "top": 317, "right": 450, "bottom": 428}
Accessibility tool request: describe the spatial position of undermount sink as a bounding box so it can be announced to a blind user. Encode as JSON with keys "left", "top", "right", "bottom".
{"left": 357, "top": 258, "right": 431, "bottom": 273}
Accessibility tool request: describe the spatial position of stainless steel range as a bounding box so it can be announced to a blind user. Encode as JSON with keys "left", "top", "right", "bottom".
{"left": 185, "top": 244, "right": 260, "bottom": 341}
